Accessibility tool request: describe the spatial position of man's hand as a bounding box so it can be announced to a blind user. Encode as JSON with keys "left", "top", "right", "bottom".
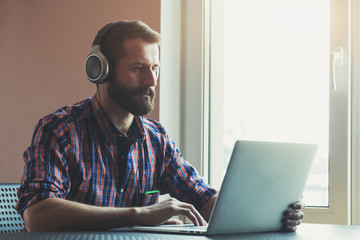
{"left": 282, "top": 200, "right": 305, "bottom": 232}
{"left": 137, "top": 197, "right": 207, "bottom": 226}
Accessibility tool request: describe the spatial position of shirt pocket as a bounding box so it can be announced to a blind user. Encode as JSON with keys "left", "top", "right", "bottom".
{"left": 141, "top": 192, "right": 160, "bottom": 206}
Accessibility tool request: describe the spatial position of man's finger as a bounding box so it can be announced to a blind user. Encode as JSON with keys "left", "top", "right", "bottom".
{"left": 163, "top": 219, "right": 184, "bottom": 225}
{"left": 282, "top": 217, "right": 301, "bottom": 232}
{"left": 178, "top": 208, "right": 200, "bottom": 226}
{"left": 285, "top": 210, "right": 304, "bottom": 220}
{"left": 283, "top": 225, "right": 297, "bottom": 232}
{"left": 177, "top": 202, "right": 207, "bottom": 226}
{"left": 283, "top": 218, "right": 301, "bottom": 227}
{"left": 289, "top": 201, "right": 306, "bottom": 210}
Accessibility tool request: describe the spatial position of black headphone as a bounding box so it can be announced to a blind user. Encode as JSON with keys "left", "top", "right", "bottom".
{"left": 85, "top": 23, "right": 117, "bottom": 84}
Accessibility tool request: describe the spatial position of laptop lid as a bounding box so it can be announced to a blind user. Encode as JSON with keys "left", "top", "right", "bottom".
{"left": 206, "top": 140, "right": 317, "bottom": 235}
{"left": 133, "top": 140, "right": 317, "bottom": 235}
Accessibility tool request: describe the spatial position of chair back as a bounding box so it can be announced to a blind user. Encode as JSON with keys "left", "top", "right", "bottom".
{"left": 0, "top": 183, "right": 24, "bottom": 233}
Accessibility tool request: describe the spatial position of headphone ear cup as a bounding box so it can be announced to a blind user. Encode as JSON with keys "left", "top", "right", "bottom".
{"left": 85, "top": 45, "right": 111, "bottom": 84}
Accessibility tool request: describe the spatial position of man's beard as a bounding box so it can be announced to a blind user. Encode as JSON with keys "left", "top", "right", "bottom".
{"left": 107, "top": 78, "right": 155, "bottom": 116}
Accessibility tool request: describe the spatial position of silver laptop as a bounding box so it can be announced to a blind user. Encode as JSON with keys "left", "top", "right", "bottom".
{"left": 133, "top": 140, "right": 318, "bottom": 235}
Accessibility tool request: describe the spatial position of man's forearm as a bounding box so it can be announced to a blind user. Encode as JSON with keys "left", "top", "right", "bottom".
{"left": 23, "top": 197, "right": 141, "bottom": 232}
{"left": 24, "top": 196, "right": 208, "bottom": 231}
{"left": 200, "top": 194, "right": 218, "bottom": 222}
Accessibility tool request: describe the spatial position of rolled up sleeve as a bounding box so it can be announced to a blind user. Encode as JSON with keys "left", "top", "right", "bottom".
{"left": 16, "top": 117, "right": 71, "bottom": 215}
{"left": 160, "top": 137, "right": 218, "bottom": 211}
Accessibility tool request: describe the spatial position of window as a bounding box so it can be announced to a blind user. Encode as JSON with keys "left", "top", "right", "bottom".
{"left": 211, "top": 0, "right": 330, "bottom": 207}
{"left": 209, "top": 0, "right": 351, "bottom": 224}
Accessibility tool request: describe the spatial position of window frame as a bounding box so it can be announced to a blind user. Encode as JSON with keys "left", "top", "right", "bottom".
{"left": 299, "top": 0, "right": 351, "bottom": 224}
{"left": 351, "top": 0, "right": 360, "bottom": 226}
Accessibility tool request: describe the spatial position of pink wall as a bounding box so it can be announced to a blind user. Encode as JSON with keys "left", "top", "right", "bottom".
{"left": 0, "top": 0, "right": 161, "bottom": 182}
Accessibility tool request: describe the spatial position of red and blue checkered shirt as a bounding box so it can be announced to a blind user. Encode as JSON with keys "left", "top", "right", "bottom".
{"left": 16, "top": 96, "right": 217, "bottom": 215}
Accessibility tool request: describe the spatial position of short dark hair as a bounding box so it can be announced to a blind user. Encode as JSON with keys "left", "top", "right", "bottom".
{"left": 95, "top": 20, "right": 161, "bottom": 63}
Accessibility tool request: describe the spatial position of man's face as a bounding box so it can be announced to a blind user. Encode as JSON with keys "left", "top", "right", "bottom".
{"left": 107, "top": 38, "right": 160, "bottom": 116}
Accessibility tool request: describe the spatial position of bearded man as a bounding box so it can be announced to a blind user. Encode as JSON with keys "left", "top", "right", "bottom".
{"left": 16, "top": 20, "right": 303, "bottom": 232}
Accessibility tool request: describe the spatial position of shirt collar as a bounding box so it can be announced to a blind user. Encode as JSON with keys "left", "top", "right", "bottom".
{"left": 90, "top": 95, "right": 146, "bottom": 142}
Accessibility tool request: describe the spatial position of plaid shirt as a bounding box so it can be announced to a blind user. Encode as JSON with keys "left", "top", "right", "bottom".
{"left": 16, "top": 96, "right": 217, "bottom": 215}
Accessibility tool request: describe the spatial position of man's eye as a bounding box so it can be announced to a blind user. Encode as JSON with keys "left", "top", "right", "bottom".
{"left": 133, "top": 66, "right": 144, "bottom": 71}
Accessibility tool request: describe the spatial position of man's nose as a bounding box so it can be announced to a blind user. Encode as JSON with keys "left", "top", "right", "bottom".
{"left": 143, "top": 68, "right": 158, "bottom": 87}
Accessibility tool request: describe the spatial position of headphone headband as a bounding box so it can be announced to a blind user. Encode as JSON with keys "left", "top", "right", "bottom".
{"left": 92, "top": 22, "right": 117, "bottom": 46}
